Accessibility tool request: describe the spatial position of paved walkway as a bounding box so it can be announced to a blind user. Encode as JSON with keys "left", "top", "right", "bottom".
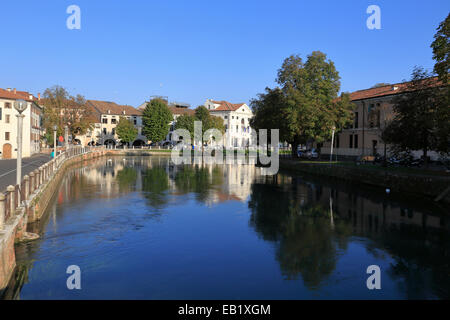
{"left": 0, "top": 153, "right": 51, "bottom": 191}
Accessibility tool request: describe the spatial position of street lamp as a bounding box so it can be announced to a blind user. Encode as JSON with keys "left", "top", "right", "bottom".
{"left": 64, "top": 125, "right": 69, "bottom": 149}
{"left": 53, "top": 125, "right": 58, "bottom": 158}
{"left": 13, "top": 99, "right": 28, "bottom": 186}
{"left": 329, "top": 125, "right": 336, "bottom": 164}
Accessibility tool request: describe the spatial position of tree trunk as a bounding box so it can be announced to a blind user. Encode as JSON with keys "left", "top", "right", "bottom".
{"left": 423, "top": 148, "right": 428, "bottom": 168}
{"left": 291, "top": 141, "right": 299, "bottom": 157}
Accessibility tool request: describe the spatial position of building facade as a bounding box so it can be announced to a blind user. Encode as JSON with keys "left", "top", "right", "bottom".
{"left": 0, "top": 88, "right": 43, "bottom": 159}
{"left": 321, "top": 78, "right": 443, "bottom": 160}
{"left": 204, "top": 99, "right": 253, "bottom": 148}
{"left": 83, "top": 100, "right": 146, "bottom": 147}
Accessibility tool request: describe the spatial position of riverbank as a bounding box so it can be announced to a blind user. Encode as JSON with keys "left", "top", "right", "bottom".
{"left": 280, "top": 159, "right": 450, "bottom": 204}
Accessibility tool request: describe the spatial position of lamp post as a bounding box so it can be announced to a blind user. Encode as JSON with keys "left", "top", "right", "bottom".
{"left": 14, "top": 99, "right": 28, "bottom": 186}
{"left": 64, "top": 125, "right": 69, "bottom": 149}
{"left": 329, "top": 125, "right": 336, "bottom": 164}
{"left": 53, "top": 125, "right": 58, "bottom": 158}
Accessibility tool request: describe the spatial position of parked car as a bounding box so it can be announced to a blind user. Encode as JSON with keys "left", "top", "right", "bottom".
{"left": 304, "top": 148, "right": 319, "bottom": 159}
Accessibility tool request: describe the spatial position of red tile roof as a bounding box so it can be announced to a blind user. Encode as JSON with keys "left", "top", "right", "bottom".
{"left": 87, "top": 100, "right": 142, "bottom": 116}
{"left": 168, "top": 106, "right": 195, "bottom": 115}
{"left": 210, "top": 100, "right": 245, "bottom": 112}
{"left": 348, "top": 76, "right": 442, "bottom": 101}
{"left": 0, "top": 88, "right": 38, "bottom": 102}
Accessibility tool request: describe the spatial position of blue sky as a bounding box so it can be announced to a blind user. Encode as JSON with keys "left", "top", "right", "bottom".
{"left": 0, "top": 0, "right": 448, "bottom": 108}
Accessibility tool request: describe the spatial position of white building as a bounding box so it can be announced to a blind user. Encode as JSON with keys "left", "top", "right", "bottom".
{"left": 204, "top": 99, "right": 253, "bottom": 148}
{"left": 0, "top": 88, "right": 43, "bottom": 159}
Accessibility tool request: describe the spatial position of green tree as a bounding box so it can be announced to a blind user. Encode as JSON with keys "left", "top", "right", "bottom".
{"left": 431, "top": 13, "right": 450, "bottom": 84}
{"left": 251, "top": 52, "right": 354, "bottom": 155}
{"left": 116, "top": 116, "right": 138, "bottom": 146}
{"left": 142, "top": 99, "right": 173, "bottom": 143}
{"left": 174, "top": 114, "right": 195, "bottom": 142}
{"left": 382, "top": 67, "right": 449, "bottom": 167}
{"left": 174, "top": 107, "right": 225, "bottom": 145}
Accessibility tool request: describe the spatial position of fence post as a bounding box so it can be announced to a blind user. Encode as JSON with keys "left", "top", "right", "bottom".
{"left": 23, "top": 175, "right": 29, "bottom": 201}
{"left": 39, "top": 166, "right": 44, "bottom": 185}
{"left": 29, "top": 171, "right": 35, "bottom": 194}
{"left": 0, "top": 193, "right": 5, "bottom": 230}
{"left": 7, "top": 185, "right": 15, "bottom": 215}
{"left": 34, "top": 169, "right": 40, "bottom": 190}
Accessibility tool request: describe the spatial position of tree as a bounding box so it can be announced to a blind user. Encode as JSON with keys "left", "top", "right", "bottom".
{"left": 431, "top": 13, "right": 449, "bottom": 84}
{"left": 251, "top": 51, "right": 354, "bottom": 155}
{"left": 174, "top": 114, "right": 195, "bottom": 141}
{"left": 141, "top": 99, "right": 173, "bottom": 143}
{"left": 116, "top": 116, "right": 138, "bottom": 146}
{"left": 174, "top": 107, "right": 225, "bottom": 145}
{"left": 382, "top": 67, "right": 449, "bottom": 167}
{"left": 371, "top": 83, "right": 391, "bottom": 88}
{"left": 41, "top": 85, "right": 94, "bottom": 144}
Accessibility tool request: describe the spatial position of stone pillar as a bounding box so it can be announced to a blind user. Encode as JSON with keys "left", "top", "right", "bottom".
{"left": 34, "top": 169, "right": 39, "bottom": 190}
{"left": 6, "top": 185, "right": 14, "bottom": 215}
{"left": 39, "top": 166, "right": 43, "bottom": 185}
{"left": 23, "top": 175, "right": 29, "bottom": 201}
{"left": 0, "top": 193, "right": 5, "bottom": 229}
{"left": 29, "top": 172, "right": 35, "bottom": 194}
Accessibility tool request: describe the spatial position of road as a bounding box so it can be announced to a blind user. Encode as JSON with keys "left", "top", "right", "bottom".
{"left": 0, "top": 153, "right": 51, "bottom": 192}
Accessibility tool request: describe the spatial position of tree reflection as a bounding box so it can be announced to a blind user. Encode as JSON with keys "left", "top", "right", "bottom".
{"left": 248, "top": 178, "right": 352, "bottom": 289}
{"left": 116, "top": 167, "right": 137, "bottom": 192}
{"left": 142, "top": 167, "right": 169, "bottom": 208}
{"left": 174, "top": 165, "right": 223, "bottom": 203}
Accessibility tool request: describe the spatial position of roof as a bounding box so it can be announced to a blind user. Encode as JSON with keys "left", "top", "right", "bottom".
{"left": 0, "top": 88, "right": 38, "bottom": 102}
{"left": 348, "top": 76, "right": 442, "bottom": 101}
{"left": 137, "top": 101, "right": 195, "bottom": 116}
{"left": 168, "top": 106, "right": 195, "bottom": 115}
{"left": 87, "top": 100, "right": 142, "bottom": 116}
{"left": 209, "top": 100, "right": 245, "bottom": 112}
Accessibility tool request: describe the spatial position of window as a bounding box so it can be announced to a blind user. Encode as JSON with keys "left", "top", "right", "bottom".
{"left": 236, "top": 125, "right": 238, "bottom": 132}
{"left": 134, "top": 120, "right": 137, "bottom": 125}
{"left": 111, "top": 118, "right": 117, "bottom": 124}
{"left": 349, "top": 135, "right": 353, "bottom": 148}
{"left": 354, "top": 112, "right": 358, "bottom": 128}
{"left": 103, "top": 128, "right": 107, "bottom": 135}
{"left": 354, "top": 134, "right": 359, "bottom": 148}
{"left": 5, "top": 102, "right": 11, "bottom": 109}
{"left": 0, "top": 107, "right": 2, "bottom": 120}
{"left": 102, "top": 118, "right": 108, "bottom": 124}
{"left": 5, "top": 132, "right": 10, "bottom": 140}
{"left": 6, "top": 114, "right": 10, "bottom": 123}
{"left": 112, "top": 128, "right": 115, "bottom": 135}
{"left": 224, "top": 116, "right": 228, "bottom": 119}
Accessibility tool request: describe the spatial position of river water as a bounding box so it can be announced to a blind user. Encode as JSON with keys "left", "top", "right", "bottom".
{"left": 2, "top": 156, "right": 449, "bottom": 299}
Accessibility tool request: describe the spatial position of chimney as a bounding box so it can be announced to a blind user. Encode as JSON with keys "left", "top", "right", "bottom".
{"left": 13, "top": 88, "right": 16, "bottom": 94}
{"left": 38, "top": 93, "right": 41, "bottom": 100}
{"left": 29, "top": 94, "right": 33, "bottom": 99}
{"left": 6, "top": 88, "right": 11, "bottom": 92}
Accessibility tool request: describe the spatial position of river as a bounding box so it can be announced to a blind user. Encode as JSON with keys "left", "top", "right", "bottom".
{"left": 2, "top": 156, "right": 449, "bottom": 299}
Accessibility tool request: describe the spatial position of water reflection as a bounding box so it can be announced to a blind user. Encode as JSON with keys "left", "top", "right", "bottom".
{"left": 3, "top": 156, "right": 449, "bottom": 299}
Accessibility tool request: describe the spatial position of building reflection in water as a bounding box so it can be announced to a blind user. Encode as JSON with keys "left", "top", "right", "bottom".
{"left": 3, "top": 156, "right": 449, "bottom": 299}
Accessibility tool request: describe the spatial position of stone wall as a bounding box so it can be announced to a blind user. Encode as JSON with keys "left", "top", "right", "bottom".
{"left": 279, "top": 159, "right": 450, "bottom": 203}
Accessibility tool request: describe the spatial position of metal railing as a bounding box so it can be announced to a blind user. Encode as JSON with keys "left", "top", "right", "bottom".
{"left": 0, "top": 146, "right": 102, "bottom": 229}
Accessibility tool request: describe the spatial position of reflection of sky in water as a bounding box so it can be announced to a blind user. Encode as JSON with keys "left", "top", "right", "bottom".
{"left": 9, "top": 157, "right": 450, "bottom": 299}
